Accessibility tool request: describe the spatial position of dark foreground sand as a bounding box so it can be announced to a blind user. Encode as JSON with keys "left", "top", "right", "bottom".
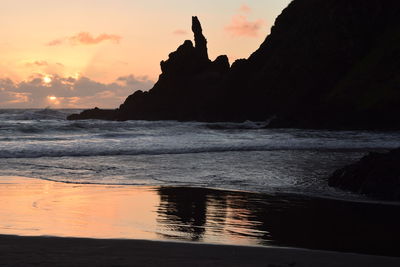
{"left": 1, "top": 234, "right": 400, "bottom": 267}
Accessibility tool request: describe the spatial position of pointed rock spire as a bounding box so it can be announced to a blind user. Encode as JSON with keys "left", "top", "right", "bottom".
{"left": 192, "top": 16, "right": 208, "bottom": 59}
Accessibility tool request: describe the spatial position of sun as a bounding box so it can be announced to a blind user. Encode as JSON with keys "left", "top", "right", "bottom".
{"left": 43, "top": 76, "right": 52, "bottom": 84}
{"left": 47, "top": 95, "right": 60, "bottom": 105}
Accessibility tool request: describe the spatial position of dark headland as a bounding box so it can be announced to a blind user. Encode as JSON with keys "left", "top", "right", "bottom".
{"left": 68, "top": 0, "right": 400, "bottom": 130}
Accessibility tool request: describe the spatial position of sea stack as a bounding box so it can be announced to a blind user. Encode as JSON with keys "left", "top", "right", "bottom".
{"left": 192, "top": 16, "right": 208, "bottom": 59}
{"left": 68, "top": 16, "right": 229, "bottom": 121}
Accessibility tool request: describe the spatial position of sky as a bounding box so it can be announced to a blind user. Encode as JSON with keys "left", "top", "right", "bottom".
{"left": 0, "top": 0, "right": 291, "bottom": 108}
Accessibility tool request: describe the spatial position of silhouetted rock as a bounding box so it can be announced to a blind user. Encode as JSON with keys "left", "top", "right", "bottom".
{"left": 192, "top": 16, "right": 208, "bottom": 60}
{"left": 328, "top": 148, "right": 400, "bottom": 201}
{"left": 220, "top": 0, "right": 400, "bottom": 128}
{"left": 111, "top": 16, "right": 229, "bottom": 122}
{"left": 68, "top": 0, "right": 400, "bottom": 129}
{"left": 67, "top": 107, "right": 116, "bottom": 120}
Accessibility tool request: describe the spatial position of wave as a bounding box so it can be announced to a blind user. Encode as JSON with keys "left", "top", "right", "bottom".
{"left": 0, "top": 136, "right": 68, "bottom": 142}
{"left": 94, "top": 132, "right": 146, "bottom": 139}
{"left": 1, "top": 108, "right": 271, "bottom": 130}
{"left": 0, "top": 118, "right": 201, "bottom": 136}
{"left": 21, "top": 108, "right": 68, "bottom": 120}
{"left": 0, "top": 145, "right": 389, "bottom": 159}
{"left": 204, "top": 121, "right": 270, "bottom": 130}
{"left": 0, "top": 108, "right": 80, "bottom": 121}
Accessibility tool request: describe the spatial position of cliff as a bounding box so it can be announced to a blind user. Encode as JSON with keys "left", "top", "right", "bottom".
{"left": 68, "top": 0, "right": 400, "bottom": 129}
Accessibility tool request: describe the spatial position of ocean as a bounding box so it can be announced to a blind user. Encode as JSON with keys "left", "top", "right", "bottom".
{"left": 2, "top": 108, "right": 400, "bottom": 201}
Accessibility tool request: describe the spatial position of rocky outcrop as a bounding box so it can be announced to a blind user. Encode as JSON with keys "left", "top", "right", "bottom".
{"left": 68, "top": 0, "right": 400, "bottom": 129}
{"left": 67, "top": 107, "right": 116, "bottom": 120}
{"left": 192, "top": 16, "right": 208, "bottom": 60}
{"left": 328, "top": 148, "right": 400, "bottom": 201}
{"left": 72, "top": 16, "right": 229, "bottom": 122}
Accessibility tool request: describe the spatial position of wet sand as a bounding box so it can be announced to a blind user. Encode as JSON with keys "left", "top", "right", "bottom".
{"left": 1, "top": 176, "right": 400, "bottom": 266}
{"left": 1, "top": 234, "right": 400, "bottom": 267}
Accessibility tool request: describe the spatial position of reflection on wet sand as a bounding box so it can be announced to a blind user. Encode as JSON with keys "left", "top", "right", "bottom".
{"left": 1, "top": 176, "right": 400, "bottom": 256}
{"left": 156, "top": 187, "right": 400, "bottom": 256}
{"left": 157, "top": 187, "right": 209, "bottom": 241}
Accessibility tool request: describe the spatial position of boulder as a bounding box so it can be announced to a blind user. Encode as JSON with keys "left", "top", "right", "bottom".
{"left": 328, "top": 148, "right": 400, "bottom": 201}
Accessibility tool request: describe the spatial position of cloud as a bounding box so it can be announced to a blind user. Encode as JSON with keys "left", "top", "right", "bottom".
{"left": 25, "top": 60, "right": 49, "bottom": 67}
{"left": 239, "top": 4, "right": 252, "bottom": 13}
{"left": 172, "top": 29, "right": 188, "bottom": 35}
{"left": 0, "top": 91, "right": 31, "bottom": 104}
{"left": 22, "top": 61, "right": 65, "bottom": 79}
{"left": 9, "top": 92, "right": 31, "bottom": 103}
{"left": 70, "top": 32, "right": 121, "bottom": 45}
{"left": 47, "top": 32, "right": 122, "bottom": 46}
{"left": 225, "top": 15, "right": 265, "bottom": 37}
{"left": 0, "top": 74, "right": 154, "bottom": 108}
{"left": 47, "top": 39, "right": 64, "bottom": 46}
{"left": 116, "top": 75, "right": 154, "bottom": 88}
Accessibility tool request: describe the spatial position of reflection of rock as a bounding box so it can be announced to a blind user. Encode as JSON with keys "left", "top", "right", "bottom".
{"left": 69, "top": 1, "right": 400, "bottom": 129}
{"left": 157, "top": 187, "right": 209, "bottom": 241}
{"left": 329, "top": 148, "right": 400, "bottom": 201}
{"left": 155, "top": 187, "right": 400, "bottom": 256}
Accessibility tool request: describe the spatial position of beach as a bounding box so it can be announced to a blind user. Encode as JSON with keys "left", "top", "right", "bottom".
{"left": 2, "top": 0, "right": 400, "bottom": 265}
{"left": 1, "top": 176, "right": 400, "bottom": 266}
{"left": 2, "top": 234, "right": 400, "bottom": 267}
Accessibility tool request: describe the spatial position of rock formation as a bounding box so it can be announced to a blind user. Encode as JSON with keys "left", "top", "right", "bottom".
{"left": 192, "top": 16, "right": 208, "bottom": 60}
{"left": 67, "top": 107, "right": 116, "bottom": 121}
{"left": 328, "top": 148, "right": 400, "bottom": 201}
{"left": 69, "top": 16, "right": 229, "bottom": 121}
{"left": 220, "top": 0, "right": 400, "bottom": 128}
{"left": 68, "top": 0, "right": 400, "bottom": 130}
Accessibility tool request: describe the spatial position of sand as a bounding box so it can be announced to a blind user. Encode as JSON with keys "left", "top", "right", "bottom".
{"left": 1, "top": 234, "right": 400, "bottom": 267}
{"left": 0, "top": 176, "right": 399, "bottom": 266}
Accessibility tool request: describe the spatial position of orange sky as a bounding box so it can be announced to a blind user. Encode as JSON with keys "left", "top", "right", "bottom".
{"left": 0, "top": 0, "right": 291, "bottom": 108}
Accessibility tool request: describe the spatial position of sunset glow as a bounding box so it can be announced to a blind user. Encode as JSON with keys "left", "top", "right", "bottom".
{"left": 47, "top": 95, "right": 61, "bottom": 105}
{"left": 43, "top": 76, "right": 52, "bottom": 84}
{"left": 0, "top": 1, "right": 399, "bottom": 265}
{"left": 0, "top": 0, "right": 291, "bottom": 108}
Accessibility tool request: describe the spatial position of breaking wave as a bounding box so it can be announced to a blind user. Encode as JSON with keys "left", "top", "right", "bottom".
{"left": 1, "top": 108, "right": 400, "bottom": 199}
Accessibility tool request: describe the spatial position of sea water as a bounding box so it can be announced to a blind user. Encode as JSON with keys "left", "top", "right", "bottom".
{"left": 1, "top": 108, "right": 400, "bottom": 200}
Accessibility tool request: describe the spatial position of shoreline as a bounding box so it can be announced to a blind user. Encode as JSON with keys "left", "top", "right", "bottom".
{"left": 1, "top": 234, "right": 399, "bottom": 267}
{"left": 8, "top": 175, "right": 400, "bottom": 210}
{"left": 2, "top": 175, "right": 400, "bottom": 264}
